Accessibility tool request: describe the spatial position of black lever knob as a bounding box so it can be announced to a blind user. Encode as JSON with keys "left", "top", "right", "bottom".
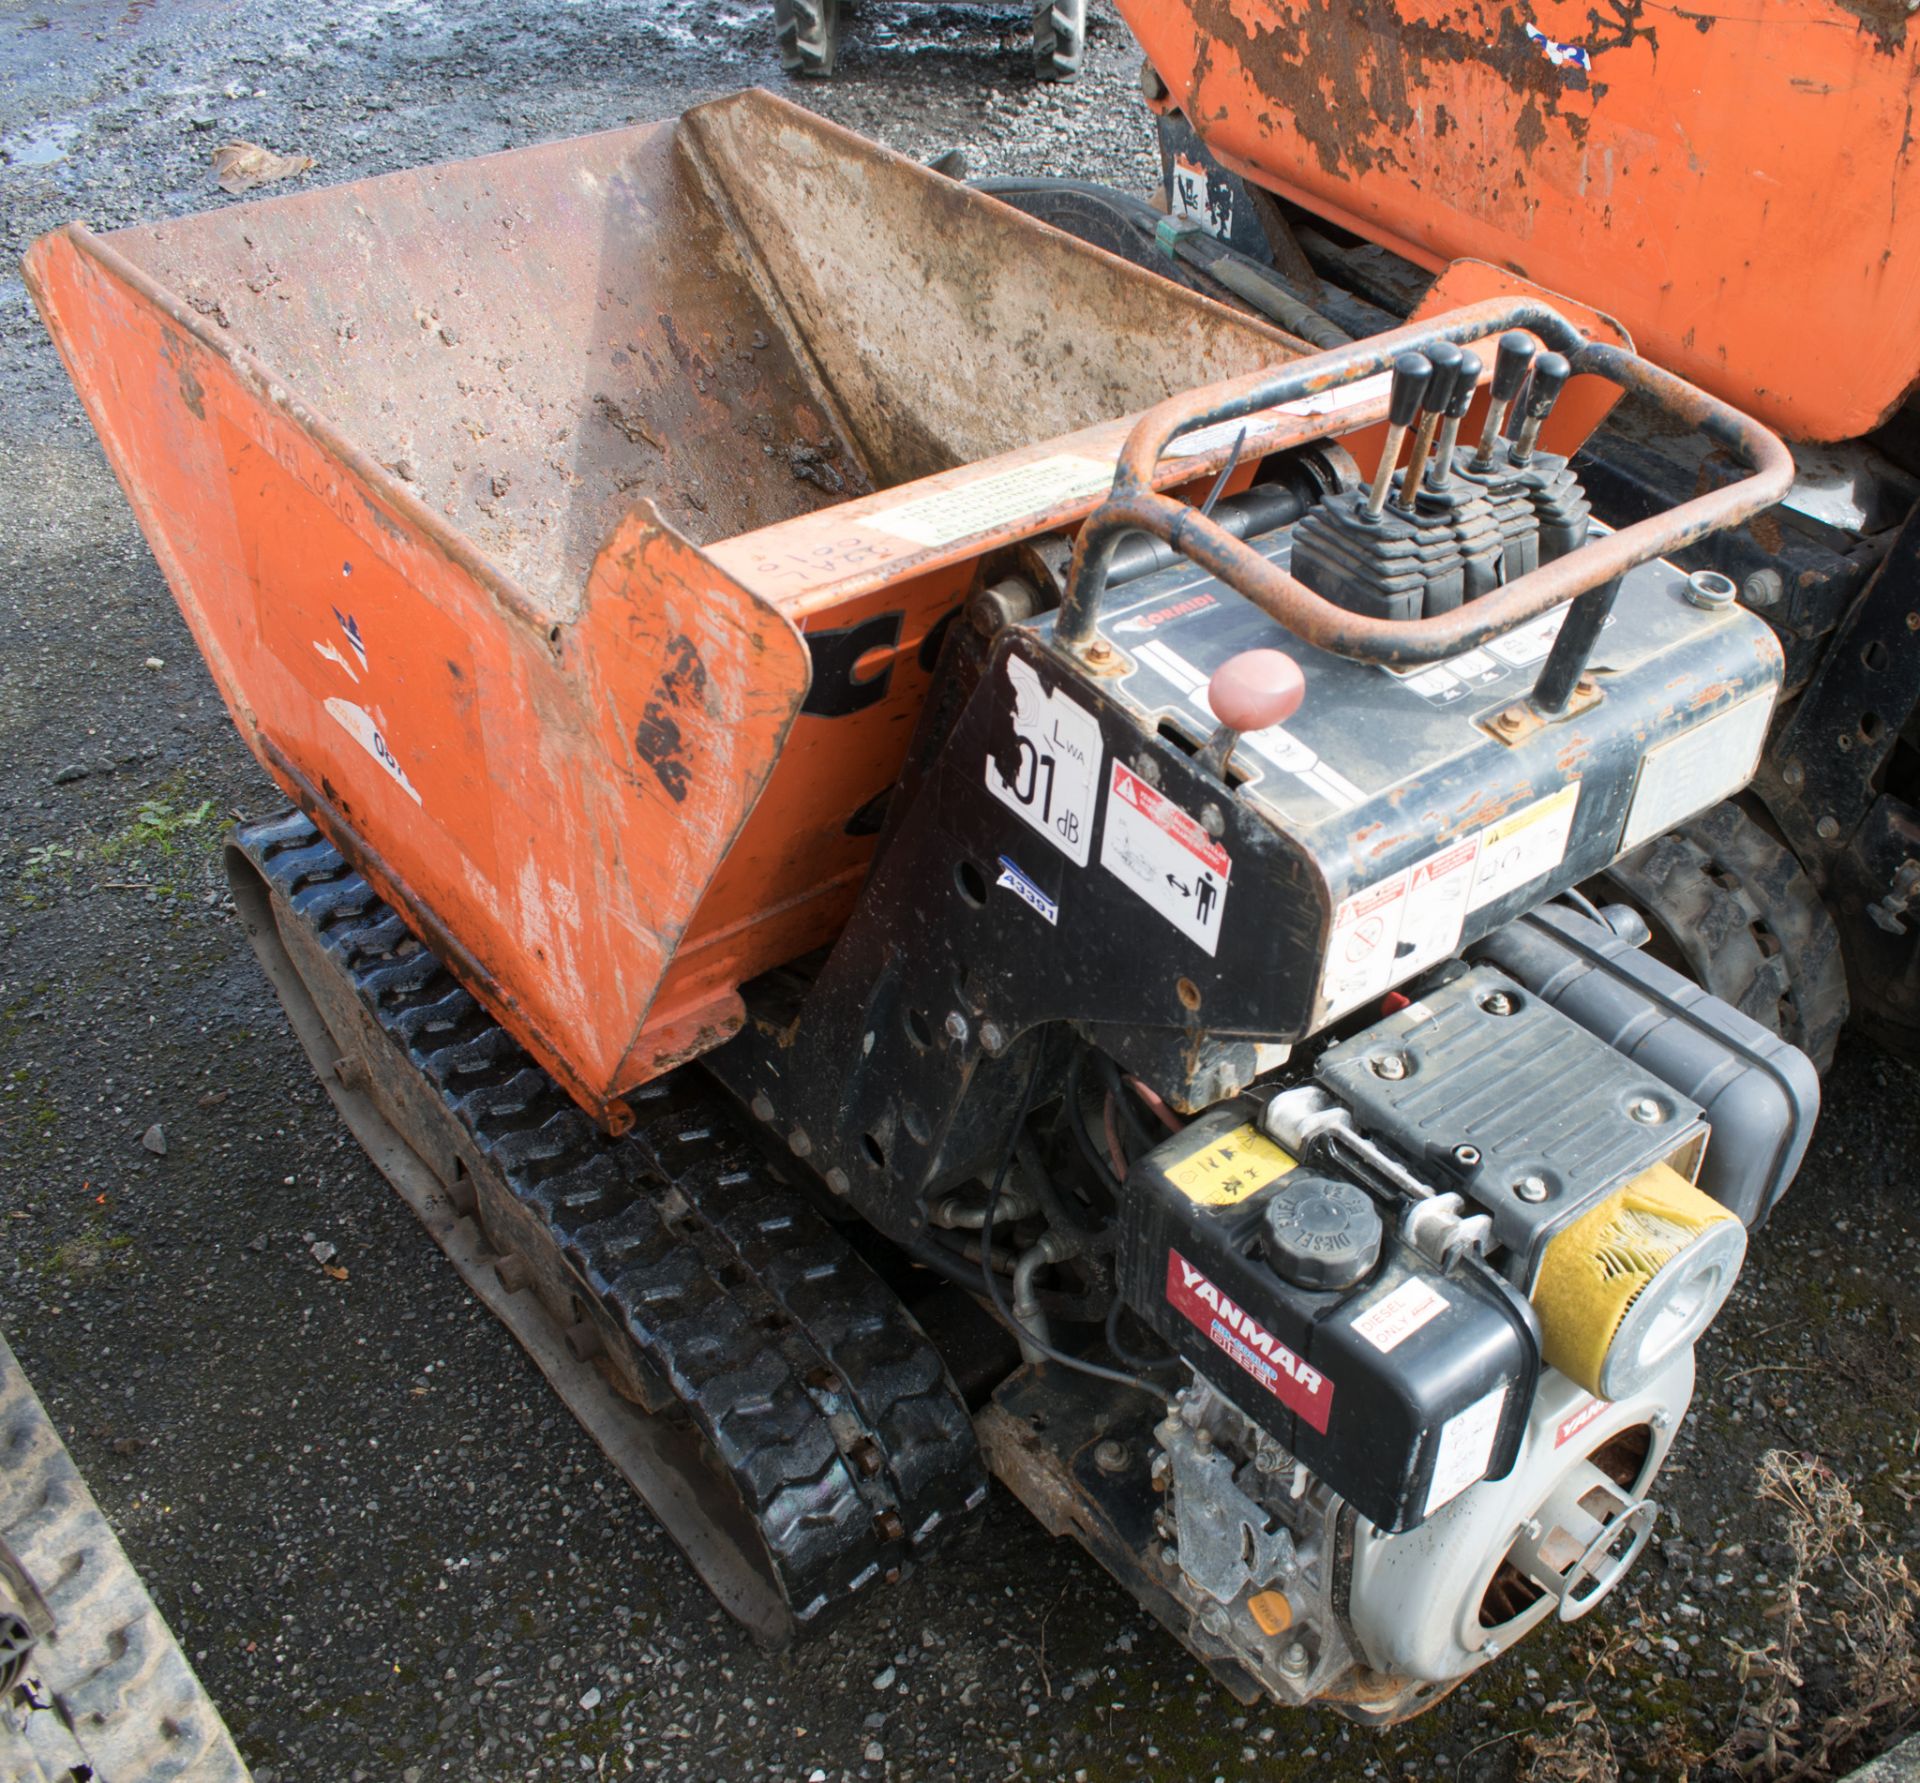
{"left": 1387, "top": 352, "right": 1434, "bottom": 428}
{"left": 1422, "top": 340, "right": 1465, "bottom": 416}
{"left": 1509, "top": 351, "right": 1572, "bottom": 467}
{"left": 1523, "top": 352, "right": 1572, "bottom": 423}
{"left": 1492, "top": 331, "right": 1535, "bottom": 405}
{"left": 1445, "top": 349, "right": 1483, "bottom": 420}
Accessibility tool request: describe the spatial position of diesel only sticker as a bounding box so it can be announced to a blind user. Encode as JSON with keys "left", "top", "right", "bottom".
{"left": 985, "top": 656, "right": 1102, "bottom": 866}
{"left": 1100, "top": 761, "right": 1231, "bottom": 954}
{"left": 1166, "top": 1250, "right": 1333, "bottom": 1432}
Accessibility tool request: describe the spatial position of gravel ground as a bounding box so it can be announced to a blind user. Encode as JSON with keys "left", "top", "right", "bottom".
{"left": 3, "top": 4, "right": 1918, "bottom": 1780}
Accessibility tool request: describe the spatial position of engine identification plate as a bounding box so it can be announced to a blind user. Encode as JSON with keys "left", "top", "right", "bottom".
{"left": 985, "top": 657, "right": 1102, "bottom": 866}
{"left": 1620, "top": 691, "right": 1774, "bottom": 851}
{"left": 1100, "top": 760, "right": 1233, "bottom": 953}
{"left": 1164, "top": 1121, "right": 1297, "bottom": 1205}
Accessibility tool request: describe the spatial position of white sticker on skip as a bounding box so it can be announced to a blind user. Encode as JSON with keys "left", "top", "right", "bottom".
{"left": 986, "top": 656, "right": 1102, "bottom": 867}
{"left": 1100, "top": 761, "right": 1232, "bottom": 954}
{"left": 324, "top": 697, "right": 421, "bottom": 806}
{"left": 862, "top": 455, "right": 1115, "bottom": 549}
{"left": 1163, "top": 372, "right": 1397, "bottom": 460}
{"left": 1351, "top": 1277, "right": 1452, "bottom": 1354}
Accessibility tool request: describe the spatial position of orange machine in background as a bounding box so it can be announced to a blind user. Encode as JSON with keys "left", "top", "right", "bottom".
{"left": 1120, "top": 0, "right": 1920, "bottom": 443}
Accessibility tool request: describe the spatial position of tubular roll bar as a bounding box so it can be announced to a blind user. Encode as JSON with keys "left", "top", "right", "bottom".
{"left": 1052, "top": 298, "right": 1793, "bottom": 674}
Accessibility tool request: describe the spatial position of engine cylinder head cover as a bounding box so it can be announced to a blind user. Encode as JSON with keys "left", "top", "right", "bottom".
{"left": 1262, "top": 1173, "right": 1382, "bottom": 1290}
{"left": 1530, "top": 1161, "right": 1746, "bottom": 1401}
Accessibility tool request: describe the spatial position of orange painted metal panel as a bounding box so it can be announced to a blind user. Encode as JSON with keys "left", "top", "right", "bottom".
{"left": 27, "top": 91, "right": 1326, "bottom": 1127}
{"left": 1122, "top": 0, "right": 1920, "bottom": 442}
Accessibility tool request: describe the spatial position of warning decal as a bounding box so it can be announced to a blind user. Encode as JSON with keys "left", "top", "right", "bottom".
{"left": 1166, "top": 1249, "right": 1333, "bottom": 1432}
{"left": 1164, "top": 1122, "right": 1297, "bottom": 1206}
{"left": 1425, "top": 1384, "right": 1509, "bottom": 1515}
{"left": 1317, "top": 784, "right": 1581, "bottom": 1018}
{"left": 985, "top": 657, "right": 1103, "bottom": 867}
{"left": 1100, "top": 761, "right": 1232, "bottom": 954}
{"left": 1465, "top": 783, "right": 1581, "bottom": 913}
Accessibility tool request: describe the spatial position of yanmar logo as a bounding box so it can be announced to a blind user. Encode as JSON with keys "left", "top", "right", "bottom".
{"left": 1555, "top": 1396, "right": 1611, "bottom": 1449}
{"left": 1165, "top": 1250, "right": 1333, "bottom": 1433}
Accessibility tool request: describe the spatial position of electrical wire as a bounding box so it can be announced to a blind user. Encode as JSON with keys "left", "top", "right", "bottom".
{"left": 982, "top": 1049, "right": 1172, "bottom": 1405}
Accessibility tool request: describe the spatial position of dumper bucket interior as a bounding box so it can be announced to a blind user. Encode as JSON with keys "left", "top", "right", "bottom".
{"left": 27, "top": 88, "right": 1311, "bottom": 1124}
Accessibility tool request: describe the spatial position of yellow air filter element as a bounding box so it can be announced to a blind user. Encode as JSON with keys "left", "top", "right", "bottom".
{"left": 1532, "top": 1161, "right": 1747, "bottom": 1402}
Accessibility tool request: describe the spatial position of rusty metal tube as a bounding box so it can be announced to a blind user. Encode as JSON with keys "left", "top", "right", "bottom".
{"left": 1052, "top": 302, "right": 1794, "bottom": 671}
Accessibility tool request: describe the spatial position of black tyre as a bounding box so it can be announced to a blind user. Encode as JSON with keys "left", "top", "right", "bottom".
{"left": 1589, "top": 799, "right": 1849, "bottom": 1073}
{"left": 774, "top": 0, "right": 840, "bottom": 77}
{"left": 1032, "top": 0, "right": 1086, "bottom": 80}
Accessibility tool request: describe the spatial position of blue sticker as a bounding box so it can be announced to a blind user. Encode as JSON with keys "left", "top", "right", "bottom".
{"left": 995, "top": 856, "right": 1059, "bottom": 926}
{"left": 1524, "top": 21, "right": 1591, "bottom": 71}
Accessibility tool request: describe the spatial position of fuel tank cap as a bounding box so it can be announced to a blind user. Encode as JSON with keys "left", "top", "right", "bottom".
{"left": 1263, "top": 1174, "right": 1382, "bottom": 1291}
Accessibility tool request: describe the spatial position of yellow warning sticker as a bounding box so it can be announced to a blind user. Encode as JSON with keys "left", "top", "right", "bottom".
{"left": 1165, "top": 1123, "right": 1298, "bottom": 1207}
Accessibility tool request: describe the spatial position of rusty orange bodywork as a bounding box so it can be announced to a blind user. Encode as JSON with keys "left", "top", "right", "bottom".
{"left": 1122, "top": 0, "right": 1920, "bottom": 443}
{"left": 31, "top": 89, "right": 1412, "bottom": 1126}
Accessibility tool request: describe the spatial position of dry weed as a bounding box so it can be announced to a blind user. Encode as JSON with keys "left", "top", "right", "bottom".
{"left": 1719, "top": 1449, "right": 1919, "bottom": 1780}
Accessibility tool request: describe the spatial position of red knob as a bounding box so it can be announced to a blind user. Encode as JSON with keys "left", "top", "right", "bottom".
{"left": 1209, "top": 649, "right": 1305, "bottom": 735}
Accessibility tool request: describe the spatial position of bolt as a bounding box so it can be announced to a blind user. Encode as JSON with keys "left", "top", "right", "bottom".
{"left": 1741, "top": 567, "right": 1784, "bottom": 609}
{"left": 1201, "top": 804, "right": 1226, "bottom": 838}
{"left": 1254, "top": 1442, "right": 1288, "bottom": 1475}
{"left": 1483, "top": 1639, "right": 1504, "bottom": 1660}
{"left": 1199, "top": 1604, "right": 1232, "bottom": 1638}
{"left": 1140, "top": 60, "right": 1170, "bottom": 101}
{"left": 1817, "top": 815, "right": 1841, "bottom": 841}
{"left": 1781, "top": 760, "right": 1806, "bottom": 790}
{"left": 1651, "top": 1409, "right": 1675, "bottom": 1432}
{"left": 788, "top": 1127, "right": 813, "bottom": 1157}
{"left": 1280, "top": 1641, "right": 1310, "bottom": 1676}
{"left": 979, "top": 1021, "right": 1007, "bottom": 1057}
{"left": 875, "top": 1509, "right": 905, "bottom": 1543}
{"left": 1094, "top": 1439, "right": 1129, "bottom": 1475}
{"left": 1480, "top": 990, "right": 1515, "bottom": 1016}
{"left": 1451, "top": 1143, "right": 1482, "bottom": 1169}
{"left": 1514, "top": 1174, "right": 1550, "bottom": 1203}
{"left": 1521, "top": 1518, "right": 1544, "bottom": 1542}
{"left": 1494, "top": 708, "right": 1524, "bottom": 733}
{"left": 1085, "top": 639, "right": 1114, "bottom": 666}
{"left": 1628, "top": 1096, "right": 1666, "bottom": 1125}
{"left": 825, "top": 1167, "right": 852, "bottom": 1197}
{"left": 1370, "top": 1052, "right": 1408, "bottom": 1081}
{"left": 944, "top": 1011, "right": 970, "bottom": 1045}
{"left": 1194, "top": 1425, "right": 1213, "bottom": 1450}
{"left": 1160, "top": 1542, "right": 1180, "bottom": 1569}
{"left": 750, "top": 1092, "right": 776, "bottom": 1123}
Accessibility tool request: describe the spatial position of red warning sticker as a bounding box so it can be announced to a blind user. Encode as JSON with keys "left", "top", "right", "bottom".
{"left": 1165, "top": 1249, "right": 1333, "bottom": 1433}
{"left": 1100, "top": 762, "right": 1233, "bottom": 955}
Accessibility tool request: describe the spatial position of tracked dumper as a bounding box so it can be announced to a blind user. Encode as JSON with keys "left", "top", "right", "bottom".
{"left": 29, "top": 89, "right": 1822, "bottom": 1717}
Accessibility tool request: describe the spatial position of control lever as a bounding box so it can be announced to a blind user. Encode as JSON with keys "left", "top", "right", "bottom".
{"left": 1507, "top": 352, "right": 1571, "bottom": 467}
{"left": 1472, "top": 332, "right": 1536, "bottom": 472}
{"left": 1363, "top": 353, "right": 1434, "bottom": 520}
{"left": 1199, "top": 647, "right": 1305, "bottom": 780}
{"left": 1393, "top": 341, "right": 1463, "bottom": 513}
{"left": 1423, "top": 349, "right": 1483, "bottom": 494}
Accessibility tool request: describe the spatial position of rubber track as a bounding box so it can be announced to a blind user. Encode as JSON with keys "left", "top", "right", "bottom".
{"left": 239, "top": 813, "right": 985, "bottom": 1635}
{"left": 0, "top": 1333, "right": 251, "bottom": 1782}
{"left": 1595, "top": 798, "right": 1850, "bottom": 1073}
